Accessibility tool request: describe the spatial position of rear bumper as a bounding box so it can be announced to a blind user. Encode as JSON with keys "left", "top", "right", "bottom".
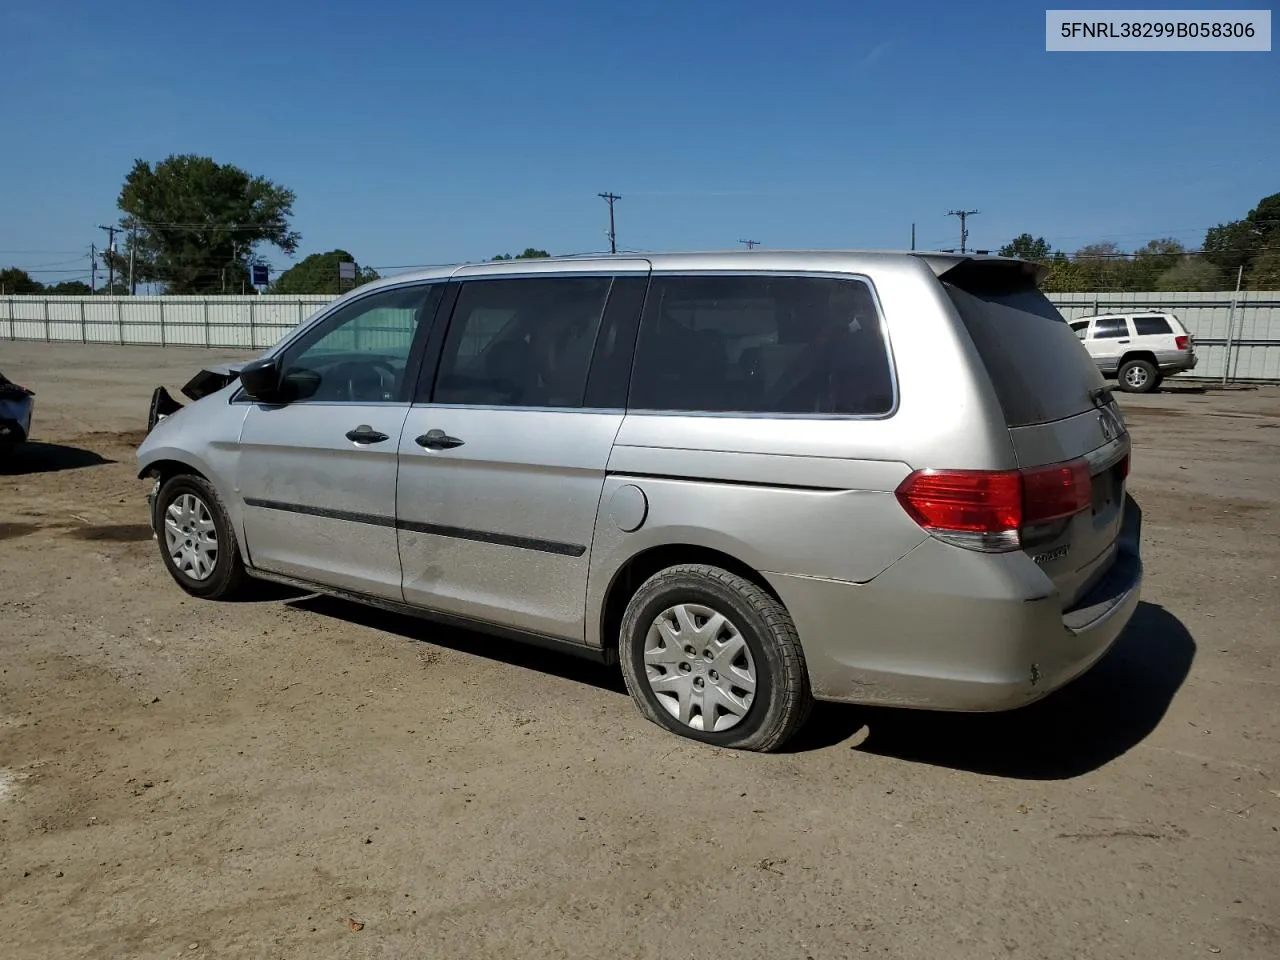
{"left": 1157, "top": 350, "right": 1196, "bottom": 374}
{"left": 769, "top": 496, "right": 1144, "bottom": 712}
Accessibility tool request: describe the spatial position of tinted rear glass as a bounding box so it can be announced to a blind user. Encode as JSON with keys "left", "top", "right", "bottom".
{"left": 943, "top": 277, "right": 1106, "bottom": 427}
{"left": 1133, "top": 315, "right": 1173, "bottom": 335}
{"left": 628, "top": 274, "right": 893, "bottom": 415}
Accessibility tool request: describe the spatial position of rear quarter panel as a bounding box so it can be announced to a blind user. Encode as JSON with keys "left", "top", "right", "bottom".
{"left": 582, "top": 257, "right": 1018, "bottom": 649}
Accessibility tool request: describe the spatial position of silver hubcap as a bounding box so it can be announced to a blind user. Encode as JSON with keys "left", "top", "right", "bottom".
{"left": 1125, "top": 366, "right": 1148, "bottom": 388}
{"left": 643, "top": 603, "right": 756, "bottom": 732}
{"left": 163, "top": 493, "right": 218, "bottom": 581}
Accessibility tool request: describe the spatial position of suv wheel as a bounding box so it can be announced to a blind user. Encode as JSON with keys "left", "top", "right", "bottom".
{"left": 618, "top": 564, "right": 811, "bottom": 752}
{"left": 1118, "top": 358, "right": 1158, "bottom": 394}
{"left": 154, "top": 474, "right": 248, "bottom": 600}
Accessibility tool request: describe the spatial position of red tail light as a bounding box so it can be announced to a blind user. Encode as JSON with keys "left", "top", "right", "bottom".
{"left": 1175, "top": 335, "right": 1189, "bottom": 350}
{"left": 895, "top": 458, "right": 1092, "bottom": 553}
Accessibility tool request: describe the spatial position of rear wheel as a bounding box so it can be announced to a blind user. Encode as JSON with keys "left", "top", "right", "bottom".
{"left": 1118, "top": 358, "right": 1158, "bottom": 393}
{"left": 618, "top": 563, "right": 811, "bottom": 752}
{"left": 155, "top": 474, "right": 247, "bottom": 600}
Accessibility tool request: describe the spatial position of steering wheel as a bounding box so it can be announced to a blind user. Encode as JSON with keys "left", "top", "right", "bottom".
{"left": 321, "top": 358, "right": 400, "bottom": 402}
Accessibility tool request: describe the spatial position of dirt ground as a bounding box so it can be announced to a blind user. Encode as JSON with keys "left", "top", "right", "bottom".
{"left": 2, "top": 341, "right": 1278, "bottom": 960}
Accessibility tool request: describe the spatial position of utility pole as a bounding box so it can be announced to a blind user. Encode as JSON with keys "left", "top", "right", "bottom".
{"left": 598, "top": 192, "right": 621, "bottom": 254}
{"left": 910, "top": 223, "right": 916, "bottom": 251}
{"left": 90, "top": 243, "right": 97, "bottom": 293}
{"left": 127, "top": 223, "right": 137, "bottom": 295}
{"left": 946, "top": 209, "right": 979, "bottom": 254}
{"left": 738, "top": 239, "right": 760, "bottom": 249}
{"left": 98, "top": 224, "right": 120, "bottom": 292}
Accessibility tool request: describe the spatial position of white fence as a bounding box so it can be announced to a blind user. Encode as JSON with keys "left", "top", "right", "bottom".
{"left": 3, "top": 289, "right": 1280, "bottom": 382}
{"left": 0, "top": 295, "right": 334, "bottom": 351}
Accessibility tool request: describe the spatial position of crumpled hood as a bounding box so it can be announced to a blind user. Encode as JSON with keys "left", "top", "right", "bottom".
{"left": 180, "top": 362, "right": 247, "bottom": 401}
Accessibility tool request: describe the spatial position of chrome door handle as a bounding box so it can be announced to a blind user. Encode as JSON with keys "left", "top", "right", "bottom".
{"left": 346, "top": 425, "right": 389, "bottom": 444}
{"left": 415, "top": 429, "right": 465, "bottom": 450}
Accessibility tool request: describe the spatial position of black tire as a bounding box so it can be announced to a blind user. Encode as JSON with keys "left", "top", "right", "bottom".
{"left": 1118, "top": 358, "right": 1158, "bottom": 394}
{"left": 618, "top": 563, "right": 811, "bottom": 752}
{"left": 154, "top": 474, "right": 248, "bottom": 600}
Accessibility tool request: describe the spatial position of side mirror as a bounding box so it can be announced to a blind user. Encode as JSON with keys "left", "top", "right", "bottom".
{"left": 239, "top": 357, "right": 284, "bottom": 402}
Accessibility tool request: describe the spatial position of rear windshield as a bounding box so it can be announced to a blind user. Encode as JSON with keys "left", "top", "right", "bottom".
{"left": 943, "top": 274, "right": 1106, "bottom": 427}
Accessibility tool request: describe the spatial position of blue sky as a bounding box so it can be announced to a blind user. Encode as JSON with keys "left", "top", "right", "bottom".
{"left": 0, "top": 0, "right": 1275, "bottom": 284}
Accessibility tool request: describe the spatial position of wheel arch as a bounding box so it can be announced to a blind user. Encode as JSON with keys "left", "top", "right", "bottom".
{"left": 138, "top": 456, "right": 210, "bottom": 484}
{"left": 139, "top": 456, "right": 250, "bottom": 565}
{"left": 597, "top": 543, "right": 784, "bottom": 662}
{"left": 1119, "top": 350, "right": 1159, "bottom": 369}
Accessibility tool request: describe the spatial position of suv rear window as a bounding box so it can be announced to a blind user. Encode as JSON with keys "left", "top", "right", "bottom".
{"left": 942, "top": 269, "right": 1106, "bottom": 427}
{"left": 628, "top": 274, "right": 894, "bottom": 415}
{"left": 1133, "top": 315, "right": 1173, "bottom": 335}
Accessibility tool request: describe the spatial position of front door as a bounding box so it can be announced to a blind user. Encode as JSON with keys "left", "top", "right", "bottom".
{"left": 396, "top": 269, "right": 649, "bottom": 641}
{"left": 237, "top": 282, "right": 443, "bottom": 599}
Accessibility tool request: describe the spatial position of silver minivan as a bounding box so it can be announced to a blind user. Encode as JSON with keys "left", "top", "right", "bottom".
{"left": 137, "top": 251, "right": 1142, "bottom": 751}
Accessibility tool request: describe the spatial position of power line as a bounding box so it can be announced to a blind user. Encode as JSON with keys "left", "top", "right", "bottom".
{"left": 738, "top": 239, "right": 760, "bottom": 249}
{"left": 597, "top": 192, "right": 621, "bottom": 255}
{"left": 946, "top": 208, "right": 980, "bottom": 254}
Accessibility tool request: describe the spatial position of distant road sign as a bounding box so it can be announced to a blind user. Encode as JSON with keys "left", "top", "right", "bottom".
{"left": 338, "top": 261, "right": 357, "bottom": 281}
{"left": 251, "top": 264, "right": 269, "bottom": 286}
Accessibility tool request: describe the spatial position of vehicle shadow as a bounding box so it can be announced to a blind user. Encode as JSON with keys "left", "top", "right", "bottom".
{"left": 0, "top": 442, "right": 114, "bottom": 475}
{"left": 225, "top": 579, "right": 311, "bottom": 603}
{"left": 288, "top": 594, "right": 629, "bottom": 695}
{"left": 789, "top": 601, "right": 1195, "bottom": 778}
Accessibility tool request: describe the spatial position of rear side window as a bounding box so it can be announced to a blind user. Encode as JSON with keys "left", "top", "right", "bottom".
{"left": 1133, "top": 315, "right": 1173, "bottom": 335}
{"left": 628, "top": 274, "right": 893, "bottom": 415}
{"left": 1090, "top": 317, "right": 1130, "bottom": 339}
{"left": 943, "top": 275, "right": 1106, "bottom": 427}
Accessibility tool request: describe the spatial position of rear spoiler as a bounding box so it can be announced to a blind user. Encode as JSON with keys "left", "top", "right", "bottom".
{"left": 146, "top": 361, "right": 247, "bottom": 432}
{"left": 912, "top": 253, "right": 1048, "bottom": 287}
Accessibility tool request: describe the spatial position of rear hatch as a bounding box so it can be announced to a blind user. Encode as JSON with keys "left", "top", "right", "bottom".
{"left": 939, "top": 259, "right": 1131, "bottom": 608}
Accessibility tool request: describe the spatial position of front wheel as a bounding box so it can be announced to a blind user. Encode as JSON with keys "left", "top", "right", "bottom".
{"left": 1118, "top": 358, "right": 1158, "bottom": 393}
{"left": 618, "top": 564, "right": 812, "bottom": 752}
{"left": 154, "top": 474, "right": 248, "bottom": 600}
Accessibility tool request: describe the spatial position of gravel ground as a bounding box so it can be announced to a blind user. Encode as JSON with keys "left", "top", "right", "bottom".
{"left": 1, "top": 342, "right": 1278, "bottom": 960}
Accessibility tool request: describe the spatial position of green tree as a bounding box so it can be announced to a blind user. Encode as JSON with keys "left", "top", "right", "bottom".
{"left": 998, "top": 234, "right": 1052, "bottom": 262}
{"left": 1072, "top": 242, "right": 1131, "bottom": 291}
{"left": 46, "top": 280, "right": 93, "bottom": 294}
{"left": 1041, "top": 251, "right": 1080, "bottom": 293}
{"left": 1155, "top": 258, "right": 1222, "bottom": 292}
{"left": 491, "top": 248, "right": 550, "bottom": 261}
{"left": 114, "top": 154, "right": 300, "bottom": 294}
{"left": 0, "top": 267, "right": 43, "bottom": 294}
{"left": 1128, "top": 238, "right": 1187, "bottom": 290}
{"left": 1246, "top": 246, "right": 1280, "bottom": 290}
{"left": 1202, "top": 191, "right": 1280, "bottom": 280}
{"left": 272, "top": 249, "right": 380, "bottom": 295}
